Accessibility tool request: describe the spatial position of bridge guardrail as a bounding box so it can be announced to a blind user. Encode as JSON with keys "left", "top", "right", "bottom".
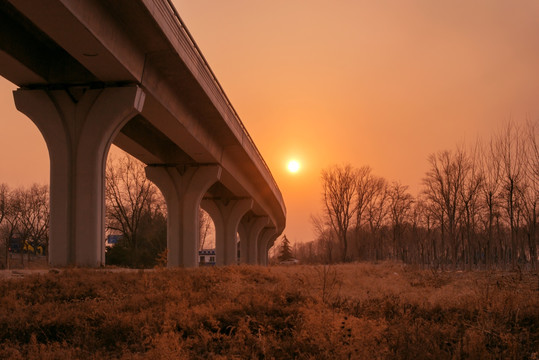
{"left": 163, "top": 0, "right": 283, "bottom": 207}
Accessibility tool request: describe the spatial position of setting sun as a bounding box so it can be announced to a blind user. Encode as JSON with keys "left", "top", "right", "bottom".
{"left": 287, "top": 160, "right": 301, "bottom": 173}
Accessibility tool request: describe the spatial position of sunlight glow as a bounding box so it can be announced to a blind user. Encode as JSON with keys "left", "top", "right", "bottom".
{"left": 287, "top": 160, "right": 301, "bottom": 173}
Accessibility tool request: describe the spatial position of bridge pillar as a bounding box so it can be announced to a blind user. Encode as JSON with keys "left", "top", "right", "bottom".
{"left": 266, "top": 236, "right": 278, "bottom": 264}
{"left": 257, "top": 227, "right": 277, "bottom": 266}
{"left": 237, "top": 221, "right": 246, "bottom": 264}
{"left": 201, "top": 198, "right": 253, "bottom": 266}
{"left": 13, "top": 86, "right": 145, "bottom": 267}
{"left": 145, "top": 165, "right": 221, "bottom": 267}
{"left": 239, "top": 216, "right": 269, "bottom": 265}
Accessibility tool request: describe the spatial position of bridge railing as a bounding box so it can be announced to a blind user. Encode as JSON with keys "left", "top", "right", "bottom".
{"left": 163, "top": 0, "right": 283, "bottom": 207}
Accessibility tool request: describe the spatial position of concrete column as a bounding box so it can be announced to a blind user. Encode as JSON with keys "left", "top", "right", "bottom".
{"left": 201, "top": 198, "right": 253, "bottom": 266}
{"left": 145, "top": 165, "right": 221, "bottom": 267}
{"left": 239, "top": 216, "right": 269, "bottom": 265}
{"left": 266, "top": 237, "right": 277, "bottom": 263}
{"left": 237, "top": 221, "right": 246, "bottom": 264}
{"left": 145, "top": 166, "right": 181, "bottom": 267}
{"left": 257, "top": 227, "right": 277, "bottom": 266}
{"left": 13, "top": 86, "right": 145, "bottom": 267}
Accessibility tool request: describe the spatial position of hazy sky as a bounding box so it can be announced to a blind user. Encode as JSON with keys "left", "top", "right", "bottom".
{"left": 1, "top": 1, "right": 539, "bottom": 244}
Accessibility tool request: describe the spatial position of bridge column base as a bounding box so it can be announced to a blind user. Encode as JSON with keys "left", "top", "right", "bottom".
{"left": 258, "top": 228, "right": 277, "bottom": 266}
{"left": 145, "top": 165, "right": 221, "bottom": 267}
{"left": 238, "top": 216, "right": 269, "bottom": 265}
{"left": 13, "top": 86, "right": 145, "bottom": 267}
{"left": 201, "top": 198, "right": 253, "bottom": 266}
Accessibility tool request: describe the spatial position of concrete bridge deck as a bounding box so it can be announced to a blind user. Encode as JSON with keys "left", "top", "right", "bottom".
{"left": 0, "top": 0, "right": 286, "bottom": 267}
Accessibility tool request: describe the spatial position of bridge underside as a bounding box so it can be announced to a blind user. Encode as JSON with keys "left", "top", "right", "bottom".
{"left": 0, "top": 0, "right": 284, "bottom": 267}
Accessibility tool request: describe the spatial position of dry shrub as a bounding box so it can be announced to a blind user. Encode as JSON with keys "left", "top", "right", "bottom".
{"left": 0, "top": 263, "right": 537, "bottom": 359}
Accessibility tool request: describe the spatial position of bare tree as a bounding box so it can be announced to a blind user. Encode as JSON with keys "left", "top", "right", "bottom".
{"left": 106, "top": 154, "right": 159, "bottom": 250}
{"left": 310, "top": 213, "right": 336, "bottom": 263}
{"left": 365, "top": 176, "right": 389, "bottom": 261}
{"left": 353, "top": 166, "right": 376, "bottom": 257}
{"left": 388, "top": 181, "right": 414, "bottom": 262}
{"left": 459, "top": 144, "right": 483, "bottom": 270}
{"left": 525, "top": 119, "right": 539, "bottom": 184}
{"left": 16, "top": 184, "right": 49, "bottom": 259}
{"left": 519, "top": 120, "right": 538, "bottom": 269}
{"left": 199, "top": 209, "right": 214, "bottom": 250}
{"left": 294, "top": 240, "right": 316, "bottom": 263}
{"left": 496, "top": 121, "right": 526, "bottom": 268}
{"left": 1, "top": 187, "right": 24, "bottom": 266}
{"left": 321, "top": 164, "right": 357, "bottom": 262}
{"left": 303, "top": 120, "right": 537, "bottom": 269}
{"left": 518, "top": 176, "right": 537, "bottom": 270}
{"left": 479, "top": 137, "right": 502, "bottom": 269}
{"left": 410, "top": 197, "right": 435, "bottom": 267}
{"left": 423, "top": 149, "right": 469, "bottom": 269}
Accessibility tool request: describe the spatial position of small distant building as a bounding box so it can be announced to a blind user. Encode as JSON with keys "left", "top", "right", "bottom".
{"left": 106, "top": 234, "right": 122, "bottom": 247}
{"left": 199, "top": 249, "right": 216, "bottom": 266}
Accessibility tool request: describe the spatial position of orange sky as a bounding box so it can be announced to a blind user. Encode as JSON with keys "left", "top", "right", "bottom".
{"left": 1, "top": 0, "right": 539, "bottom": 245}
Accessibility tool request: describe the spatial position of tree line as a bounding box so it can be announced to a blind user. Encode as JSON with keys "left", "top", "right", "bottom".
{"left": 296, "top": 121, "right": 538, "bottom": 270}
{"left": 0, "top": 183, "right": 49, "bottom": 268}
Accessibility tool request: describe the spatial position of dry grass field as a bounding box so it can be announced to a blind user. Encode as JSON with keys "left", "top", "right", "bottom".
{"left": 0, "top": 263, "right": 537, "bottom": 359}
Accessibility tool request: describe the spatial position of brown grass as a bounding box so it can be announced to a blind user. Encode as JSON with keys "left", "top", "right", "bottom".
{"left": 0, "top": 263, "right": 537, "bottom": 359}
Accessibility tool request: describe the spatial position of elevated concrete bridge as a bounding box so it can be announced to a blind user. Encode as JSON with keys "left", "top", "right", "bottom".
{"left": 0, "top": 0, "right": 286, "bottom": 267}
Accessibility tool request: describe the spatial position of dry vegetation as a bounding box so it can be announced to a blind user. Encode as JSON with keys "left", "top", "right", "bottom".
{"left": 0, "top": 263, "right": 537, "bottom": 359}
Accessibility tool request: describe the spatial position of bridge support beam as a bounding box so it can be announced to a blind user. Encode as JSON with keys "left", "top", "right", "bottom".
{"left": 145, "top": 165, "right": 221, "bottom": 267}
{"left": 239, "top": 216, "right": 269, "bottom": 265}
{"left": 13, "top": 86, "right": 145, "bottom": 267}
{"left": 201, "top": 198, "right": 253, "bottom": 266}
{"left": 258, "top": 228, "right": 277, "bottom": 266}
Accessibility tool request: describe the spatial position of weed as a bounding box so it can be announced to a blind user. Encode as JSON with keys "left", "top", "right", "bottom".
{"left": 0, "top": 263, "right": 537, "bottom": 359}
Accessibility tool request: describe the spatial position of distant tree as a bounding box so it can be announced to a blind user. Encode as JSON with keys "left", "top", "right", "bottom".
{"left": 0, "top": 184, "right": 6, "bottom": 227}
{"left": 423, "top": 149, "right": 468, "bottom": 269}
{"left": 106, "top": 155, "right": 157, "bottom": 250}
{"left": 479, "top": 137, "right": 502, "bottom": 269}
{"left": 526, "top": 120, "right": 539, "bottom": 181}
{"left": 353, "top": 166, "right": 376, "bottom": 258}
{"left": 278, "top": 235, "right": 293, "bottom": 262}
{"left": 365, "top": 176, "right": 389, "bottom": 261}
{"left": 518, "top": 174, "right": 537, "bottom": 270}
{"left": 388, "top": 181, "right": 413, "bottom": 262}
{"left": 294, "top": 240, "right": 319, "bottom": 264}
{"left": 305, "top": 120, "right": 537, "bottom": 270}
{"left": 0, "top": 186, "right": 21, "bottom": 267}
{"left": 458, "top": 143, "right": 483, "bottom": 270}
{"left": 310, "top": 214, "right": 336, "bottom": 263}
{"left": 0, "top": 184, "right": 49, "bottom": 267}
{"left": 495, "top": 122, "right": 527, "bottom": 268}
{"left": 519, "top": 120, "right": 538, "bottom": 270}
{"left": 105, "top": 154, "right": 166, "bottom": 267}
{"left": 17, "top": 184, "right": 49, "bottom": 256}
{"left": 199, "top": 209, "right": 214, "bottom": 250}
{"left": 321, "top": 164, "right": 357, "bottom": 262}
{"left": 409, "top": 197, "right": 433, "bottom": 267}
